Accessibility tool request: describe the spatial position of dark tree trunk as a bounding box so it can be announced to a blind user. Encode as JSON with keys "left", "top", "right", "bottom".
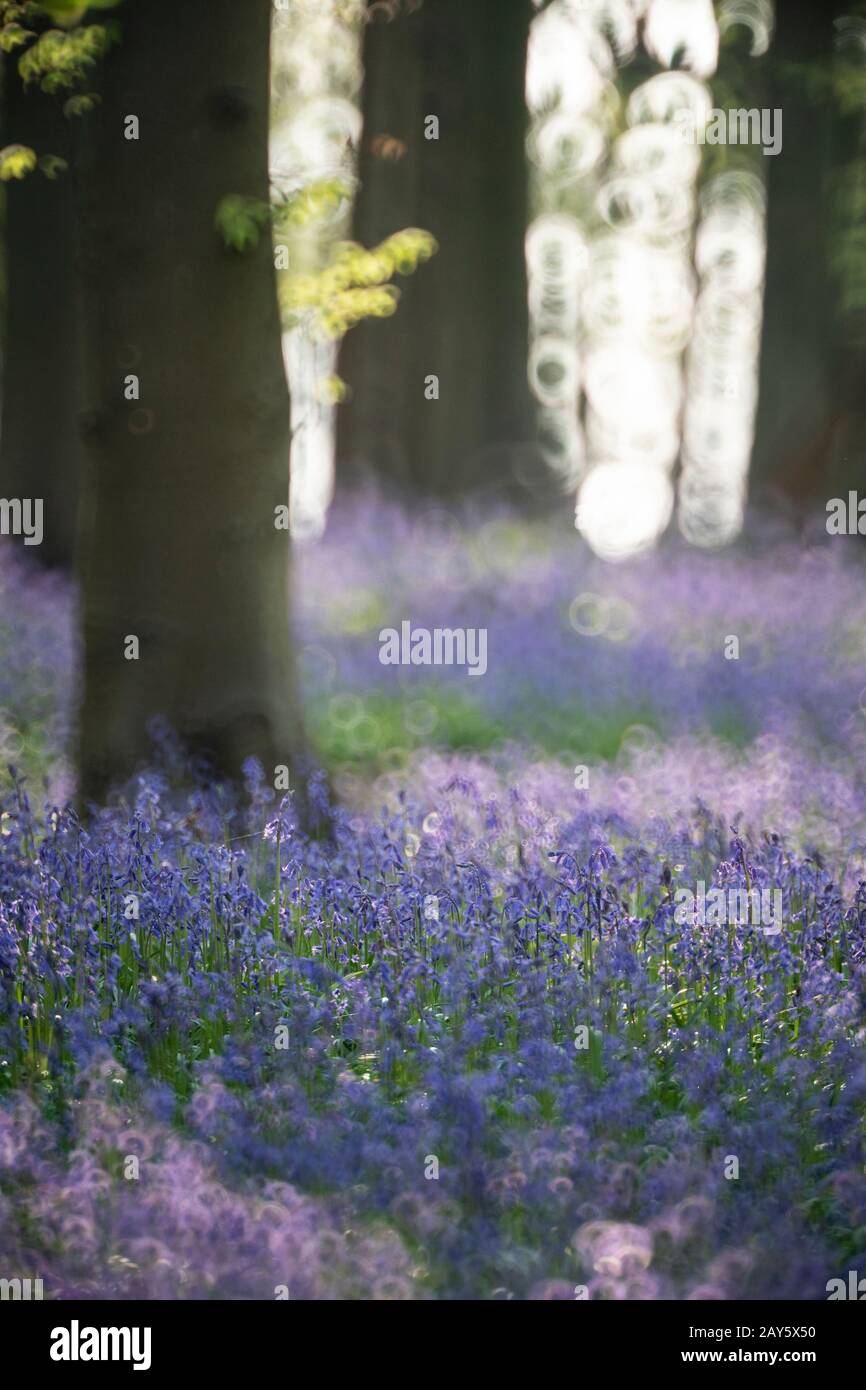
{"left": 0, "top": 61, "right": 82, "bottom": 567}
{"left": 76, "top": 0, "right": 304, "bottom": 803}
{"left": 752, "top": 0, "right": 866, "bottom": 509}
{"left": 336, "top": 0, "right": 543, "bottom": 500}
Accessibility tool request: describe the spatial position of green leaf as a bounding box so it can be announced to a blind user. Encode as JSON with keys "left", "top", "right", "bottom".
{"left": 38, "top": 152, "right": 68, "bottom": 178}
{"left": 38, "top": 0, "right": 120, "bottom": 25}
{"left": 214, "top": 194, "right": 271, "bottom": 252}
{"left": 63, "top": 91, "right": 100, "bottom": 118}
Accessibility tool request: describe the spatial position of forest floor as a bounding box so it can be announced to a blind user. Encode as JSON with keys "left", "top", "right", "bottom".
{"left": 1, "top": 495, "right": 865, "bottom": 1299}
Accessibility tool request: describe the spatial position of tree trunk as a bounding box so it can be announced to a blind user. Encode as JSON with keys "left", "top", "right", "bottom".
{"left": 0, "top": 61, "right": 82, "bottom": 568}
{"left": 336, "top": 0, "right": 542, "bottom": 500}
{"left": 752, "top": 0, "right": 866, "bottom": 510}
{"left": 76, "top": 0, "right": 304, "bottom": 803}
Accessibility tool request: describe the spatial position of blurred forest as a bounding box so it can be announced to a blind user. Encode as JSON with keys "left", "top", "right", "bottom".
{"left": 1, "top": 0, "right": 865, "bottom": 796}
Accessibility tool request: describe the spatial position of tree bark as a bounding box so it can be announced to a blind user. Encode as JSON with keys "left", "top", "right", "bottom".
{"left": 0, "top": 60, "right": 83, "bottom": 568}
{"left": 752, "top": 0, "right": 866, "bottom": 509}
{"left": 336, "top": 0, "right": 543, "bottom": 500}
{"left": 76, "top": 0, "right": 304, "bottom": 803}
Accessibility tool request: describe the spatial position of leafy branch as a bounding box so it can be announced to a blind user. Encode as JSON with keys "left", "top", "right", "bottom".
{"left": 215, "top": 177, "right": 437, "bottom": 355}
{"left": 0, "top": 0, "right": 122, "bottom": 180}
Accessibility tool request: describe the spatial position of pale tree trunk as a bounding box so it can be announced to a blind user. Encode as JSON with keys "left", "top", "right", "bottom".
{"left": 337, "top": 0, "right": 542, "bottom": 500}
{"left": 76, "top": 0, "right": 305, "bottom": 804}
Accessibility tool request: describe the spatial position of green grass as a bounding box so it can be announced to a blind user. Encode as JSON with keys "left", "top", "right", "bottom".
{"left": 307, "top": 686, "right": 754, "bottom": 773}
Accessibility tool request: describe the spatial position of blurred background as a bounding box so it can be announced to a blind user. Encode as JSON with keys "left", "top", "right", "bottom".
{"left": 275, "top": 0, "right": 866, "bottom": 551}
{"left": 2, "top": 0, "right": 866, "bottom": 800}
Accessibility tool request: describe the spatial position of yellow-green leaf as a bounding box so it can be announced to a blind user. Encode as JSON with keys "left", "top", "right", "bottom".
{"left": 0, "top": 143, "right": 37, "bottom": 180}
{"left": 0, "top": 22, "right": 30, "bottom": 52}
